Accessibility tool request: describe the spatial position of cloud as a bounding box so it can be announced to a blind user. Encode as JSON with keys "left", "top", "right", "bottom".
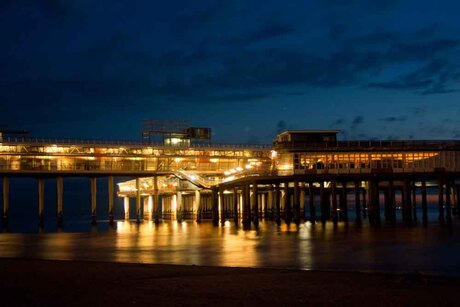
{"left": 330, "top": 118, "right": 347, "bottom": 127}
{"left": 379, "top": 116, "right": 407, "bottom": 122}
{"left": 367, "top": 58, "right": 460, "bottom": 94}
{"left": 323, "top": 0, "right": 400, "bottom": 11}
{"left": 350, "top": 116, "right": 364, "bottom": 136}
{"left": 228, "top": 20, "right": 295, "bottom": 46}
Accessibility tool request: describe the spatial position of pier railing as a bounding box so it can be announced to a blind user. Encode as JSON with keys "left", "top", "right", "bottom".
{"left": 1, "top": 136, "right": 271, "bottom": 150}
{"left": 275, "top": 140, "right": 460, "bottom": 151}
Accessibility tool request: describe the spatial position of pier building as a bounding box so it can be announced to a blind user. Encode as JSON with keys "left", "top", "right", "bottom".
{"left": 0, "top": 127, "right": 459, "bottom": 228}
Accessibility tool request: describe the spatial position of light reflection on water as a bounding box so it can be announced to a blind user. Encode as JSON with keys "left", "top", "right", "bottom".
{"left": 1, "top": 219, "right": 460, "bottom": 276}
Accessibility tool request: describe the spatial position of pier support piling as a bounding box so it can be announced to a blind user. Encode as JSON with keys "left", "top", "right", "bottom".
{"left": 195, "top": 190, "right": 201, "bottom": 223}
{"left": 3, "top": 177, "right": 9, "bottom": 227}
{"left": 354, "top": 181, "right": 361, "bottom": 224}
{"left": 252, "top": 181, "right": 259, "bottom": 226}
{"left": 300, "top": 183, "right": 306, "bottom": 220}
{"left": 339, "top": 181, "right": 348, "bottom": 222}
{"left": 275, "top": 183, "right": 281, "bottom": 225}
{"left": 284, "top": 182, "right": 291, "bottom": 225}
{"left": 135, "top": 178, "right": 141, "bottom": 223}
{"left": 38, "top": 178, "right": 44, "bottom": 227}
{"left": 446, "top": 181, "right": 452, "bottom": 225}
{"left": 153, "top": 176, "right": 160, "bottom": 223}
{"left": 233, "top": 187, "right": 239, "bottom": 225}
{"left": 89, "top": 177, "right": 96, "bottom": 225}
{"left": 402, "top": 179, "right": 412, "bottom": 224}
{"left": 438, "top": 180, "right": 445, "bottom": 225}
{"left": 124, "top": 196, "right": 129, "bottom": 220}
{"left": 320, "top": 181, "right": 328, "bottom": 223}
{"left": 331, "top": 181, "right": 338, "bottom": 223}
{"left": 108, "top": 176, "right": 114, "bottom": 225}
{"left": 412, "top": 182, "right": 417, "bottom": 221}
{"left": 421, "top": 180, "right": 428, "bottom": 226}
{"left": 177, "top": 191, "right": 183, "bottom": 222}
{"left": 309, "top": 182, "right": 315, "bottom": 223}
{"left": 212, "top": 187, "right": 219, "bottom": 226}
{"left": 57, "top": 176, "right": 64, "bottom": 227}
{"left": 368, "top": 179, "right": 380, "bottom": 226}
{"left": 293, "top": 181, "right": 300, "bottom": 224}
{"left": 456, "top": 185, "right": 460, "bottom": 219}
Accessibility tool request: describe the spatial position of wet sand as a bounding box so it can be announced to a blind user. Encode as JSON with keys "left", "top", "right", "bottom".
{"left": 0, "top": 258, "right": 459, "bottom": 306}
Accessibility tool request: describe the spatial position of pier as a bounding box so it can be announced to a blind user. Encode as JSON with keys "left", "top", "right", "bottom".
{"left": 1, "top": 129, "right": 459, "bottom": 228}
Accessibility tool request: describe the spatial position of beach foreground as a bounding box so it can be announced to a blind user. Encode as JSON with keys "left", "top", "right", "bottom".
{"left": 0, "top": 258, "right": 459, "bottom": 306}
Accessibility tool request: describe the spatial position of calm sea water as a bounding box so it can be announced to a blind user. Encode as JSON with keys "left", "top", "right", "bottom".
{"left": 1, "top": 178, "right": 459, "bottom": 276}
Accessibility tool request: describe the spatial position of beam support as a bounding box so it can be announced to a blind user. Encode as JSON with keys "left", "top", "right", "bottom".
{"left": 309, "top": 182, "right": 315, "bottom": 223}
{"left": 219, "top": 188, "right": 225, "bottom": 224}
{"left": 293, "top": 181, "right": 300, "bottom": 224}
{"left": 354, "top": 181, "right": 361, "bottom": 224}
{"left": 339, "top": 181, "right": 348, "bottom": 222}
{"left": 90, "top": 177, "right": 97, "bottom": 225}
{"left": 38, "top": 178, "right": 45, "bottom": 227}
{"left": 124, "top": 196, "right": 130, "bottom": 220}
{"left": 331, "top": 181, "right": 338, "bottom": 223}
{"left": 153, "top": 176, "right": 160, "bottom": 223}
{"left": 3, "top": 177, "right": 9, "bottom": 226}
{"left": 252, "top": 181, "right": 259, "bottom": 226}
{"left": 446, "top": 181, "right": 452, "bottom": 225}
{"left": 438, "top": 179, "right": 445, "bottom": 225}
{"left": 195, "top": 190, "right": 201, "bottom": 223}
{"left": 108, "top": 176, "right": 114, "bottom": 225}
{"left": 57, "top": 176, "right": 64, "bottom": 227}
{"left": 135, "top": 178, "right": 141, "bottom": 223}
{"left": 284, "top": 182, "right": 291, "bottom": 224}
{"left": 177, "top": 191, "right": 183, "bottom": 222}
{"left": 300, "top": 183, "right": 306, "bottom": 220}
{"left": 421, "top": 180, "right": 428, "bottom": 226}
{"left": 275, "top": 183, "right": 281, "bottom": 225}
{"left": 402, "top": 179, "right": 412, "bottom": 224}
{"left": 233, "top": 187, "right": 239, "bottom": 225}
{"left": 212, "top": 187, "right": 219, "bottom": 226}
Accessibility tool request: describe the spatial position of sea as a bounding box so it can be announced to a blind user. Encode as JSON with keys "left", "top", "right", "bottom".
{"left": 0, "top": 177, "right": 459, "bottom": 276}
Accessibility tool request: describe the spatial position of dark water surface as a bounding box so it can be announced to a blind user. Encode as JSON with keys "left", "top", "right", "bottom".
{"left": 1, "top": 218, "right": 459, "bottom": 276}
{"left": 1, "top": 178, "right": 459, "bottom": 275}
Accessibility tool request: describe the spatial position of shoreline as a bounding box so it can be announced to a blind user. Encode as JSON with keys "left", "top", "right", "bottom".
{"left": 1, "top": 258, "right": 459, "bottom": 306}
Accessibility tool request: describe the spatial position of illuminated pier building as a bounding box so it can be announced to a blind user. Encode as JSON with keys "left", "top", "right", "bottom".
{"left": 0, "top": 125, "right": 459, "bottom": 227}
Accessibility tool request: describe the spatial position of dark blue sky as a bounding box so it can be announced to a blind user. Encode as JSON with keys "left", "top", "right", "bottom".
{"left": 1, "top": 0, "right": 460, "bottom": 143}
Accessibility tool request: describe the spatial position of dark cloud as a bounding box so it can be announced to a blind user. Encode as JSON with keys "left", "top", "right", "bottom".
{"left": 277, "top": 120, "right": 287, "bottom": 133}
{"left": 368, "top": 58, "right": 460, "bottom": 94}
{"left": 330, "top": 118, "right": 347, "bottom": 127}
{"left": 349, "top": 116, "right": 364, "bottom": 137}
{"left": 323, "top": 0, "right": 400, "bottom": 11}
{"left": 379, "top": 116, "right": 408, "bottom": 122}
{"left": 414, "top": 107, "right": 426, "bottom": 116}
{"left": 172, "top": 5, "right": 219, "bottom": 35}
{"left": 228, "top": 20, "right": 295, "bottom": 46}
{"left": 344, "top": 30, "right": 399, "bottom": 46}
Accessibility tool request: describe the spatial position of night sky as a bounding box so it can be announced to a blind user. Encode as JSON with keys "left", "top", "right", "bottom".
{"left": 1, "top": 0, "right": 460, "bottom": 144}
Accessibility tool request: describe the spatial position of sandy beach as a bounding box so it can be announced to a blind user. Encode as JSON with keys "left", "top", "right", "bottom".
{"left": 0, "top": 258, "right": 459, "bottom": 306}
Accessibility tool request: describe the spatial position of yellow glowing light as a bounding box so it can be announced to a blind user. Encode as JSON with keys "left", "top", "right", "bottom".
{"left": 210, "top": 158, "right": 219, "bottom": 163}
